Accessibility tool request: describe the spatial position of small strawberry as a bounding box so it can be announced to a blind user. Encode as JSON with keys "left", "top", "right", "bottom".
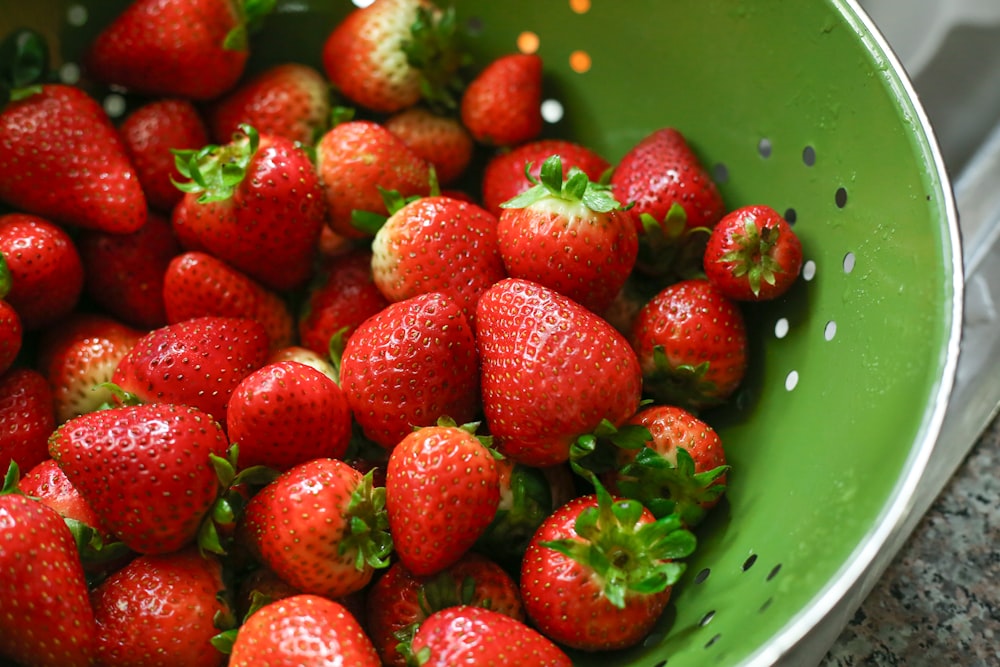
{"left": 0, "top": 299, "right": 20, "bottom": 376}
{"left": 704, "top": 203, "right": 803, "bottom": 301}
{"left": 460, "top": 53, "right": 543, "bottom": 147}
{"left": 385, "top": 106, "right": 474, "bottom": 185}
{"left": 228, "top": 594, "right": 380, "bottom": 667}
{"left": 630, "top": 278, "right": 748, "bottom": 410}
{"left": 19, "top": 458, "right": 110, "bottom": 542}
{"left": 497, "top": 155, "right": 637, "bottom": 314}
{"left": 0, "top": 368, "right": 55, "bottom": 475}
{"left": 339, "top": 292, "right": 480, "bottom": 449}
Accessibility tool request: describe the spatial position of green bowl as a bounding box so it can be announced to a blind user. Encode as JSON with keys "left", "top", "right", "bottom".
{"left": 2, "top": 1, "right": 963, "bottom": 665}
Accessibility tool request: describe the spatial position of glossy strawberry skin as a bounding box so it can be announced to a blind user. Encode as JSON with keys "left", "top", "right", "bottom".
{"left": 19, "top": 458, "right": 109, "bottom": 539}
{"left": 385, "top": 107, "right": 475, "bottom": 185}
{"left": 0, "top": 368, "right": 56, "bottom": 475}
{"left": 0, "top": 300, "right": 20, "bottom": 375}
{"left": 461, "top": 53, "right": 543, "bottom": 147}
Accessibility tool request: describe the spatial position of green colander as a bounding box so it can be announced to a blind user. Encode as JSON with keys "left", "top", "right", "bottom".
{"left": 2, "top": 1, "right": 963, "bottom": 666}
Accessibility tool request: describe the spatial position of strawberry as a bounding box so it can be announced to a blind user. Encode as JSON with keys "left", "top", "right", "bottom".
{"left": 0, "top": 84, "right": 147, "bottom": 234}
{"left": 228, "top": 594, "right": 380, "bottom": 666}
{"left": 0, "top": 213, "right": 84, "bottom": 330}
{"left": 163, "top": 251, "right": 295, "bottom": 352}
{"left": 118, "top": 98, "right": 210, "bottom": 213}
{"left": 208, "top": 62, "right": 331, "bottom": 145}
{"left": 0, "top": 464, "right": 99, "bottom": 667}
{"left": 83, "top": 0, "right": 273, "bottom": 100}
{"left": 19, "top": 458, "right": 110, "bottom": 541}
{"left": 77, "top": 211, "right": 181, "bottom": 329}
{"left": 409, "top": 605, "right": 572, "bottom": 667}
{"left": 475, "top": 278, "right": 643, "bottom": 467}
{"left": 520, "top": 481, "right": 696, "bottom": 651}
{"left": 366, "top": 551, "right": 524, "bottom": 666}
{"left": 497, "top": 155, "right": 637, "bottom": 314}
{"left": 36, "top": 312, "right": 144, "bottom": 423}
{"left": 316, "top": 119, "right": 431, "bottom": 239}
{"left": 481, "top": 138, "right": 611, "bottom": 217}
{"left": 386, "top": 420, "right": 500, "bottom": 576}
{"left": 241, "top": 458, "right": 392, "bottom": 599}
{"left": 112, "top": 315, "right": 270, "bottom": 425}
{"left": 90, "top": 546, "right": 229, "bottom": 667}
{"left": 339, "top": 292, "right": 480, "bottom": 449}
{"left": 704, "top": 203, "right": 803, "bottom": 301}
{"left": 234, "top": 565, "right": 301, "bottom": 619}
{"left": 0, "top": 368, "right": 55, "bottom": 475}
{"left": 629, "top": 278, "right": 748, "bottom": 410}
{"left": 460, "top": 53, "right": 543, "bottom": 147}
{"left": 371, "top": 194, "right": 507, "bottom": 327}
{"left": 385, "top": 107, "right": 474, "bottom": 185}
{"left": 226, "top": 360, "right": 353, "bottom": 471}
{"left": 0, "top": 299, "right": 20, "bottom": 376}
{"left": 171, "top": 125, "right": 326, "bottom": 291}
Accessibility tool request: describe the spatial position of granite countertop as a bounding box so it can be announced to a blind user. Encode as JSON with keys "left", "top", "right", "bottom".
{"left": 820, "top": 411, "right": 1000, "bottom": 666}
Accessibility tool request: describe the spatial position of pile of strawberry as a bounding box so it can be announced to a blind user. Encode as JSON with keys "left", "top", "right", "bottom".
{"left": 0, "top": 0, "right": 804, "bottom": 665}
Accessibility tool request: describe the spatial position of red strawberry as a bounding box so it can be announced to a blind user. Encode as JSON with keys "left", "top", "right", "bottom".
{"left": 235, "top": 565, "right": 301, "bottom": 619}
{"left": 228, "top": 594, "right": 380, "bottom": 666}
{"left": 409, "top": 605, "right": 572, "bottom": 667}
{"left": 316, "top": 119, "right": 431, "bottom": 239}
{"left": 630, "top": 278, "right": 748, "bottom": 410}
{"left": 226, "top": 360, "right": 353, "bottom": 471}
{"left": 19, "top": 458, "right": 110, "bottom": 541}
{"left": 208, "top": 62, "right": 331, "bottom": 145}
{"left": 497, "top": 155, "right": 637, "bottom": 314}
{"left": 460, "top": 53, "right": 543, "bottom": 147}
{"left": 0, "top": 213, "right": 84, "bottom": 330}
{"left": 371, "top": 194, "right": 507, "bottom": 326}
{"left": 704, "top": 203, "right": 803, "bottom": 301}
{"left": 163, "top": 251, "right": 295, "bottom": 352}
{"left": 0, "top": 84, "right": 147, "bottom": 234}
{"left": 385, "top": 107, "right": 475, "bottom": 185}
{"left": 386, "top": 420, "right": 500, "bottom": 576}
{"left": 241, "top": 458, "right": 391, "bottom": 599}
{"left": 339, "top": 292, "right": 480, "bottom": 449}
{"left": 0, "top": 368, "right": 55, "bottom": 475}
{"left": 0, "top": 466, "right": 99, "bottom": 667}
{"left": 112, "top": 315, "right": 270, "bottom": 425}
{"left": 91, "top": 547, "right": 229, "bottom": 667}
{"left": 77, "top": 211, "right": 181, "bottom": 329}
{"left": 481, "top": 138, "right": 611, "bottom": 217}
{"left": 520, "top": 483, "right": 696, "bottom": 651}
{"left": 84, "top": 0, "right": 270, "bottom": 100}
{"left": 48, "top": 402, "right": 229, "bottom": 554}
{"left": 171, "top": 125, "right": 326, "bottom": 291}
{"left": 118, "top": 98, "right": 210, "bottom": 213}
{"left": 0, "top": 299, "right": 20, "bottom": 376}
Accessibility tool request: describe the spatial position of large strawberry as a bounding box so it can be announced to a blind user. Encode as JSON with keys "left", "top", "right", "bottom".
{"left": 48, "top": 402, "right": 230, "bottom": 554}
{"left": 0, "top": 368, "right": 55, "bottom": 475}
{"left": 385, "top": 106, "right": 475, "bottom": 185}
{"left": 0, "top": 84, "right": 147, "bottom": 234}
{"left": 475, "top": 278, "right": 643, "bottom": 467}
{"left": 171, "top": 125, "right": 326, "bottom": 291}
{"left": 460, "top": 53, "right": 543, "bottom": 147}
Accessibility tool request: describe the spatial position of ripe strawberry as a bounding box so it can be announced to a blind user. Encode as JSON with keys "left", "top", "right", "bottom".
{"left": 0, "top": 212, "right": 84, "bottom": 330}
{"left": 235, "top": 565, "right": 301, "bottom": 619}
{"left": 48, "top": 402, "right": 229, "bottom": 554}
{"left": 0, "top": 466, "right": 98, "bottom": 667}
{"left": 0, "top": 368, "right": 55, "bottom": 475}
{"left": 704, "top": 203, "right": 803, "bottom": 301}
{"left": 371, "top": 194, "right": 507, "bottom": 326}
{"left": 171, "top": 125, "right": 326, "bottom": 291}
{"left": 0, "top": 299, "right": 20, "bottom": 376}
{"left": 0, "top": 84, "right": 147, "bottom": 234}
{"left": 481, "top": 138, "right": 611, "bottom": 217}
{"left": 409, "top": 605, "right": 572, "bottom": 667}
{"left": 316, "top": 119, "right": 431, "bottom": 239}
{"left": 520, "top": 482, "right": 696, "bottom": 651}
{"left": 19, "top": 458, "right": 110, "bottom": 541}
{"left": 228, "top": 594, "right": 380, "bottom": 666}
{"left": 241, "top": 458, "right": 392, "bottom": 599}
{"left": 163, "top": 251, "right": 295, "bottom": 352}
{"left": 339, "top": 292, "right": 480, "bottom": 449}
{"left": 112, "top": 315, "right": 270, "bottom": 425}
{"left": 476, "top": 278, "right": 642, "bottom": 467}
{"left": 77, "top": 211, "right": 181, "bottom": 329}
{"left": 208, "top": 62, "right": 331, "bottom": 145}
{"left": 385, "top": 107, "right": 474, "bottom": 185}
{"left": 119, "top": 98, "right": 210, "bottom": 213}
{"left": 460, "top": 53, "right": 543, "bottom": 147}
{"left": 630, "top": 278, "right": 748, "bottom": 410}
{"left": 497, "top": 155, "right": 637, "bottom": 314}
{"left": 91, "top": 547, "right": 229, "bottom": 667}
{"left": 227, "top": 360, "right": 353, "bottom": 471}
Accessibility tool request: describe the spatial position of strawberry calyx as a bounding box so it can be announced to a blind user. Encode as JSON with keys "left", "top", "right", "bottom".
{"left": 501, "top": 154, "right": 622, "bottom": 213}
{"left": 540, "top": 477, "right": 696, "bottom": 609}
{"left": 223, "top": 0, "right": 277, "bottom": 51}
{"left": 717, "top": 216, "right": 785, "bottom": 297}
{"left": 0, "top": 460, "right": 20, "bottom": 495}
{"left": 0, "top": 28, "right": 51, "bottom": 107}
{"left": 393, "top": 571, "right": 481, "bottom": 662}
{"left": 350, "top": 167, "right": 441, "bottom": 235}
{"left": 475, "top": 463, "right": 557, "bottom": 572}
{"left": 173, "top": 123, "right": 260, "bottom": 204}
{"left": 616, "top": 446, "right": 729, "bottom": 526}
{"left": 343, "top": 468, "right": 393, "bottom": 571}
{"left": 0, "top": 252, "right": 10, "bottom": 300}
{"left": 569, "top": 417, "right": 652, "bottom": 477}
{"left": 635, "top": 203, "right": 711, "bottom": 281}
{"left": 201, "top": 444, "right": 280, "bottom": 556}
{"left": 643, "top": 347, "right": 722, "bottom": 411}
{"left": 402, "top": 5, "right": 471, "bottom": 113}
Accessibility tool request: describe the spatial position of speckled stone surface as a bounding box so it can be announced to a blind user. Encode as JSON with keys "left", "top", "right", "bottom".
{"left": 820, "top": 413, "right": 1000, "bottom": 667}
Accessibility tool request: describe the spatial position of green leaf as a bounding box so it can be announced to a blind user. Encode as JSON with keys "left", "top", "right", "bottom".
{"left": 0, "top": 29, "right": 49, "bottom": 92}
{"left": 0, "top": 460, "right": 18, "bottom": 494}
{"left": 539, "top": 155, "right": 564, "bottom": 192}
